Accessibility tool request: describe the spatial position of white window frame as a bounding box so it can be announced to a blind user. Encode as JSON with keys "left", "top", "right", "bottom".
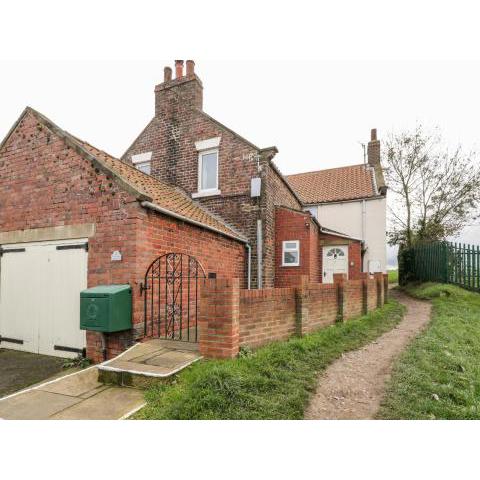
{"left": 282, "top": 240, "right": 300, "bottom": 267}
{"left": 135, "top": 161, "right": 151, "bottom": 175}
{"left": 131, "top": 152, "right": 152, "bottom": 175}
{"left": 193, "top": 148, "right": 221, "bottom": 198}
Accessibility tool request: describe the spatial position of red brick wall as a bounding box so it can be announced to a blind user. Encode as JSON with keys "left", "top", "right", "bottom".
{"left": 123, "top": 71, "right": 301, "bottom": 288}
{"left": 232, "top": 273, "right": 386, "bottom": 353}
{"left": 306, "top": 283, "right": 338, "bottom": 332}
{"left": 262, "top": 163, "right": 303, "bottom": 287}
{"left": 199, "top": 278, "right": 240, "bottom": 359}
{"left": 344, "top": 279, "right": 364, "bottom": 319}
{"left": 348, "top": 242, "right": 362, "bottom": 280}
{"left": 367, "top": 276, "right": 378, "bottom": 311}
{"left": 0, "top": 110, "right": 246, "bottom": 363}
{"left": 0, "top": 111, "right": 143, "bottom": 362}
{"left": 239, "top": 288, "right": 297, "bottom": 348}
{"left": 274, "top": 207, "right": 318, "bottom": 287}
{"left": 123, "top": 80, "right": 264, "bottom": 287}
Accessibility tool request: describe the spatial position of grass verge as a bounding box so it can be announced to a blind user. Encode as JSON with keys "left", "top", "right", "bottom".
{"left": 378, "top": 282, "right": 480, "bottom": 419}
{"left": 388, "top": 269, "right": 398, "bottom": 284}
{"left": 135, "top": 299, "right": 404, "bottom": 420}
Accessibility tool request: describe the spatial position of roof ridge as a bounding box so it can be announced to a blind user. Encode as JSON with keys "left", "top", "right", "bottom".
{"left": 6, "top": 107, "right": 245, "bottom": 243}
{"left": 286, "top": 163, "right": 367, "bottom": 177}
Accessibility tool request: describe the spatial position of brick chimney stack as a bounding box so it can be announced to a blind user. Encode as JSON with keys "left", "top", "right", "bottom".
{"left": 367, "top": 128, "right": 387, "bottom": 195}
{"left": 175, "top": 60, "right": 184, "bottom": 78}
{"left": 155, "top": 60, "right": 204, "bottom": 116}
{"left": 186, "top": 60, "right": 195, "bottom": 76}
{"left": 367, "top": 128, "right": 380, "bottom": 166}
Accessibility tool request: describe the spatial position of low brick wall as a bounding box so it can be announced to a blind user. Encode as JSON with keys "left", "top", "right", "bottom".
{"left": 199, "top": 272, "right": 388, "bottom": 358}
{"left": 239, "top": 288, "right": 297, "bottom": 348}
{"left": 305, "top": 283, "right": 338, "bottom": 333}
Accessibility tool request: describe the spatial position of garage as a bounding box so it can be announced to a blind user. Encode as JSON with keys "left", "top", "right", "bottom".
{"left": 0, "top": 239, "right": 88, "bottom": 358}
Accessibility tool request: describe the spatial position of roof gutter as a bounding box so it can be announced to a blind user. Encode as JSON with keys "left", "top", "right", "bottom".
{"left": 319, "top": 226, "right": 364, "bottom": 243}
{"left": 303, "top": 195, "right": 385, "bottom": 207}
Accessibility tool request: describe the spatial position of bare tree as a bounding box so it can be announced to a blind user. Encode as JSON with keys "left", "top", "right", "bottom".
{"left": 383, "top": 125, "right": 480, "bottom": 247}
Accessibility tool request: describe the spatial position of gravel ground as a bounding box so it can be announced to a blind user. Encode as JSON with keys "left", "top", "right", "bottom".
{"left": 305, "top": 290, "right": 431, "bottom": 420}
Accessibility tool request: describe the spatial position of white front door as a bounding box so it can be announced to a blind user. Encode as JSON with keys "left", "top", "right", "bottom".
{"left": 322, "top": 245, "right": 348, "bottom": 283}
{"left": 0, "top": 239, "right": 88, "bottom": 358}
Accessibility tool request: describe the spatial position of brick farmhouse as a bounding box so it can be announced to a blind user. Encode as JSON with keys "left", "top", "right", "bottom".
{"left": 0, "top": 60, "right": 387, "bottom": 362}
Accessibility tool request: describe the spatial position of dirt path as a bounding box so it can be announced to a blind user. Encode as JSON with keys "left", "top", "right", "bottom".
{"left": 305, "top": 290, "right": 431, "bottom": 420}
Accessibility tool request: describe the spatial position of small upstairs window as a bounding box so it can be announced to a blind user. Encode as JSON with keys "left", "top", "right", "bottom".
{"left": 199, "top": 149, "right": 218, "bottom": 191}
{"left": 282, "top": 240, "right": 300, "bottom": 267}
{"left": 193, "top": 137, "right": 221, "bottom": 199}
{"left": 131, "top": 152, "right": 152, "bottom": 175}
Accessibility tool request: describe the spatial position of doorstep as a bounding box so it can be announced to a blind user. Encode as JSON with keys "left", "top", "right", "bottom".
{"left": 97, "top": 339, "right": 202, "bottom": 388}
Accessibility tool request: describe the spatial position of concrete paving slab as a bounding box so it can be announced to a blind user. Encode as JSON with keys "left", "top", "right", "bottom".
{"left": 79, "top": 385, "right": 110, "bottom": 399}
{"left": 49, "top": 387, "right": 145, "bottom": 420}
{"left": 129, "top": 348, "right": 168, "bottom": 364}
{"left": 0, "top": 390, "right": 82, "bottom": 420}
{"left": 145, "top": 350, "right": 199, "bottom": 368}
{"left": 99, "top": 339, "right": 202, "bottom": 379}
{"left": 39, "top": 367, "right": 101, "bottom": 397}
{"left": 120, "top": 341, "right": 166, "bottom": 361}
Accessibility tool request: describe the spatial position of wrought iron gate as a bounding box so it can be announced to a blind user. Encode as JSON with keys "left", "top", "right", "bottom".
{"left": 143, "top": 253, "right": 206, "bottom": 342}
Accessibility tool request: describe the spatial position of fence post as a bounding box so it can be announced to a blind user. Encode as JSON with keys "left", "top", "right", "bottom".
{"left": 334, "top": 274, "right": 347, "bottom": 322}
{"left": 198, "top": 278, "right": 240, "bottom": 359}
{"left": 295, "top": 275, "right": 310, "bottom": 336}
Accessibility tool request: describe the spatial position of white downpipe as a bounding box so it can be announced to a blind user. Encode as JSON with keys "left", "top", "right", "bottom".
{"left": 257, "top": 219, "right": 263, "bottom": 289}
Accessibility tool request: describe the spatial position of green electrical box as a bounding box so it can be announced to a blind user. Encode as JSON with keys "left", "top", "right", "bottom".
{"left": 80, "top": 284, "right": 132, "bottom": 333}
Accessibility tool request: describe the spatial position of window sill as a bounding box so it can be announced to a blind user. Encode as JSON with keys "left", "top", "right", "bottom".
{"left": 192, "top": 189, "right": 221, "bottom": 199}
{"left": 281, "top": 264, "right": 300, "bottom": 267}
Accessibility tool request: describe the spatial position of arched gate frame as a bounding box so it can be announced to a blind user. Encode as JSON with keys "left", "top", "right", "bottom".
{"left": 142, "top": 253, "right": 206, "bottom": 342}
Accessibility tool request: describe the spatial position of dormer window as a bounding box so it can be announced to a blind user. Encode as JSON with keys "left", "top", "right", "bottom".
{"left": 192, "top": 137, "right": 221, "bottom": 198}
{"left": 131, "top": 152, "right": 152, "bottom": 175}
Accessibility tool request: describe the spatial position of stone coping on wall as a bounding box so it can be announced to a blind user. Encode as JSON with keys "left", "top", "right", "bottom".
{"left": 0, "top": 223, "right": 96, "bottom": 245}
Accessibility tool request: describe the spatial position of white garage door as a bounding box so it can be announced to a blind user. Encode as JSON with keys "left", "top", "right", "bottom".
{"left": 0, "top": 239, "right": 88, "bottom": 358}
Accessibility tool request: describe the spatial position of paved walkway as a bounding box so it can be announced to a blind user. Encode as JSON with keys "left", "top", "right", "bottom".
{"left": 305, "top": 290, "right": 431, "bottom": 420}
{"left": 0, "top": 366, "right": 145, "bottom": 420}
{"left": 0, "top": 339, "right": 201, "bottom": 420}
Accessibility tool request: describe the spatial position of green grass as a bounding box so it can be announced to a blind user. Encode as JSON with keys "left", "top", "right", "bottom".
{"left": 135, "top": 300, "right": 405, "bottom": 420}
{"left": 378, "top": 282, "right": 480, "bottom": 419}
{"left": 388, "top": 269, "right": 399, "bottom": 284}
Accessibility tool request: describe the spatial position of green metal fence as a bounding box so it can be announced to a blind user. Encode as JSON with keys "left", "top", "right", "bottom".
{"left": 399, "top": 241, "right": 480, "bottom": 290}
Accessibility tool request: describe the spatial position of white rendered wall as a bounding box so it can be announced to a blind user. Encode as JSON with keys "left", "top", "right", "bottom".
{"left": 307, "top": 197, "right": 387, "bottom": 273}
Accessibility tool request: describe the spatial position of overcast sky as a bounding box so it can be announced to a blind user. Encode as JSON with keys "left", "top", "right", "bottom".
{"left": 2, "top": 60, "right": 480, "bottom": 265}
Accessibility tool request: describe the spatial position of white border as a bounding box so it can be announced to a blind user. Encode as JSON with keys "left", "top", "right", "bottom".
{"left": 131, "top": 152, "right": 152, "bottom": 164}
{"left": 194, "top": 137, "right": 221, "bottom": 151}
{"left": 118, "top": 402, "right": 147, "bottom": 420}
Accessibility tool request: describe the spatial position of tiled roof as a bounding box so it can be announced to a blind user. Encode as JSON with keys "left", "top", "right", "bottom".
{"left": 17, "top": 107, "right": 246, "bottom": 243}
{"left": 286, "top": 164, "right": 378, "bottom": 204}
{"left": 77, "top": 140, "right": 246, "bottom": 241}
